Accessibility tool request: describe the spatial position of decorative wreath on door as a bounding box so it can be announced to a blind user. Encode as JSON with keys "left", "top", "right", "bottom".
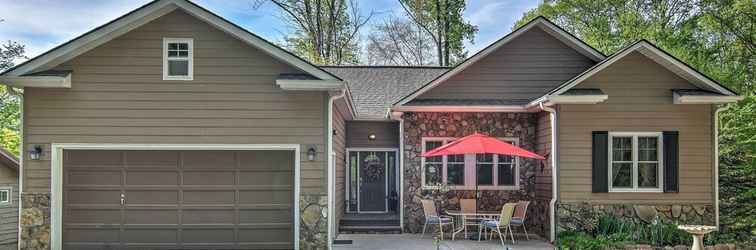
{"left": 362, "top": 153, "right": 384, "bottom": 182}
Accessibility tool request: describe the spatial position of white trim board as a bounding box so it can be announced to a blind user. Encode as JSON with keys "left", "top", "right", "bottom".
{"left": 277, "top": 79, "right": 344, "bottom": 91}
{"left": 1, "top": 0, "right": 339, "bottom": 82}
{"left": 0, "top": 74, "right": 71, "bottom": 88}
{"left": 673, "top": 92, "right": 743, "bottom": 104}
{"left": 50, "top": 143, "right": 302, "bottom": 250}
{"left": 393, "top": 17, "right": 605, "bottom": 107}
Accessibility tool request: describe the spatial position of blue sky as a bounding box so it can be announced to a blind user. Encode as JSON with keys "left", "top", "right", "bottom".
{"left": 0, "top": 0, "right": 539, "bottom": 64}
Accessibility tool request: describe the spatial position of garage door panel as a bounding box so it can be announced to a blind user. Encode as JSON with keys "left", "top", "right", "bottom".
{"left": 239, "top": 208, "right": 291, "bottom": 224}
{"left": 124, "top": 150, "right": 180, "bottom": 167}
{"left": 65, "top": 208, "right": 120, "bottom": 224}
{"left": 126, "top": 171, "right": 179, "bottom": 185}
{"left": 238, "top": 227, "right": 293, "bottom": 242}
{"left": 183, "top": 209, "right": 234, "bottom": 224}
{"left": 125, "top": 209, "right": 178, "bottom": 224}
{"left": 238, "top": 171, "right": 292, "bottom": 186}
{"left": 184, "top": 171, "right": 235, "bottom": 185}
{"left": 122, "top": 229, "right": 178, "bottom": 243}
{"left": 183, "top": 229, "right": 235, "bottom": 243}
{"left": 65, "top": 228, "right": 120, "bottom": 242}
{"left": 63, "top": 149, "right": 295, "bottom": 248}
{"left": 67, "top": 170, "right": 122, "bottom": 186}
{"left": 126, "top": 190, "right": 179, "bottom": 204}
{"left": 65, "top": 150, "right": 123, "bottom": 165}
{"left": 183, "top": 190, "right": 235, "bottom": 204}
{"left": 239, "top": 190, "right": 291, "bottom": 204}
{"left": 239, "top": 151, "right": 294, "bottom": 170}
{"left": 67, "top": 190, "right": 121, "bottom": 205}
{"left": 183, "top": 151, "right": 237, "bottom": 169}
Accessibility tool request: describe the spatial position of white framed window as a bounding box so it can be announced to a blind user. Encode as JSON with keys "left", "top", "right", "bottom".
{"left": 609, "top": 132, "right": 663, "bottom": 192}
{"left": 163, "top": 38, "right": 193, "bottom": 80}
{"left": 422, "top": 137, "right": 519, "bottom": 190}
{"left": 0, "top": 188, "right": 10, "bottom": 205}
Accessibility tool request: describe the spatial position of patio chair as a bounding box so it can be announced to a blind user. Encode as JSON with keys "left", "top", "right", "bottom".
{"left": 453, "top": 199, "right": 478, "bottom": 240}
{"left": 420, "top": 199, "right": 454, "bottom": 240}
{"left": 479, "top": 203, "right": 516, "bottom": 246}
{"left": 511, "top": 201, "right": 531, "bottom": 240}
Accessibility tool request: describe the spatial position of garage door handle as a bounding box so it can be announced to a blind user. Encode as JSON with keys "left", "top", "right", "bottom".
{"left": 120, "top": 193, "right": 125, "bottom": 205}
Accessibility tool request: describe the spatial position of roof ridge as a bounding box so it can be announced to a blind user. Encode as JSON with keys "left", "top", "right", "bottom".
{"left": 320, "top": 65, "right": 451, "bottom": 69}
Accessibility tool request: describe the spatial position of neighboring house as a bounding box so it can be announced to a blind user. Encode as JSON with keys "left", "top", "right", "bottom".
{"left": 0, "top": 0, "right": 743, "bottom": 249}
{"left": 0, "top": 148, "right": 19, "bottom": 250}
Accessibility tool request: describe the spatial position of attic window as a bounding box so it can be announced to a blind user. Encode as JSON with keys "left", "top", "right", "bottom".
{"left": 163, "top": 38, "right": 193, "bottom": 80}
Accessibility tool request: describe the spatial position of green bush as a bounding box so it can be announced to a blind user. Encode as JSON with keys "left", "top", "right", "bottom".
{"left": 557, "top": 215, "right": 692, "bottom": 248}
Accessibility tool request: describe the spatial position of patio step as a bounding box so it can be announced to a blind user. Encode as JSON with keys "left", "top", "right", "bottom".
{"left": 338, "top": 225, "right": 402, "bottom": 234}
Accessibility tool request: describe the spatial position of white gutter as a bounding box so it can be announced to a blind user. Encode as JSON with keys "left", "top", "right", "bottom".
{"left": 714, "top": 104, "right": 730, "bottom": 228}
{"left": 539, "top": 102, "right": 558, "bottom": 242}
{"left": 327, "top": 89, "right": 347, "bottom": 249}
{"left": 390, "top": 111, "right": 405, "bottom": 231}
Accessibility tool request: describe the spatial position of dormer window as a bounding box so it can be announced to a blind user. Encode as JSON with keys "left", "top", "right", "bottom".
{"left": 163, "top": 38, "right": 193, "bottom": 80}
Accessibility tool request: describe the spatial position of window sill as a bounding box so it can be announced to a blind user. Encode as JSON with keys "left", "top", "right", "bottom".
{"left": 163, "top": 76, "right": 193, "bottom": 81}
{"left": 422, "top": 185, "right": 520, "bottom": 191}
{"left": 608, "top": 189, "right": 664, "bottom": 193}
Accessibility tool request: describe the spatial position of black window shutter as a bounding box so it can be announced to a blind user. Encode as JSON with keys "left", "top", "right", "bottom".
{"left": 592, "top": 131, "right": 609, "bottom": 193}
{"left": 663, "top": 131, "right": 679, "bottom": 192}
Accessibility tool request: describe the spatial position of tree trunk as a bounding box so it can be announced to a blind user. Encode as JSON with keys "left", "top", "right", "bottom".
{"left": 443, "top": 0, "right": 450, "bottom": 66}
{"left": 435, "top": 0, "right": 443, "bottom": 66}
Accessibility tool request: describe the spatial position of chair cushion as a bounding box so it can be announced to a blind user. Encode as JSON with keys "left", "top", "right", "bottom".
{"left": 427, "top": 217, "right": 452, "bottom": 224}
{"left": 481, "top": 219, "right": 499, "bottom": 228}
{"left": 511, "top": 218, "right": 524, "bottom": 225}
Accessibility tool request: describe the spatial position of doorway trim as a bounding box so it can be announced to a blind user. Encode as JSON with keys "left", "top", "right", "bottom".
{"left": 345, "top": 148, "right": 398, "bottom": 214}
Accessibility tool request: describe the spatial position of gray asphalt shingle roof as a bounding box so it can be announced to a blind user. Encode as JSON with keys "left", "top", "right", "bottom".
{"left": 322, "top": 66, "right": 449, "bottom": 119}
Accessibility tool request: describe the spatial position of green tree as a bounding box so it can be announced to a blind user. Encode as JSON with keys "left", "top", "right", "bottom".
{"left": 398, "top": 0, "right": 478, "bottom": 66}
{"left": 516, "top": 0, "right": 755, "bottom": 243}
{"left": 259, "top": 0, "right": 373, "bottom": 65}
{"left": 0, "top": 40, "right": 26, "bottom": 156}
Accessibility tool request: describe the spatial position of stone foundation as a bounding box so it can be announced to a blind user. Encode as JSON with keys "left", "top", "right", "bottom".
{"left": 300, "top": 193, "right": 328, "bottom": 250}
{"left": 557, "top": 202, "right": 715, "bottom": 233}
{"left": 19, "top": 193, "right": 50, "bottom": 250}
{"left": 402, "top": 112, "right": 548, "bottom": 237}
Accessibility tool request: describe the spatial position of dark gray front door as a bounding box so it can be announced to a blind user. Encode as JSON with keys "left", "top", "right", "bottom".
{"left": 358, "top": 152, "right": 387, "bottom": 212}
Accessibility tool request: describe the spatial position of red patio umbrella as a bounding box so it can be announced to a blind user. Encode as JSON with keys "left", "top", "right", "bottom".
{"left": 422, "top": 133, "right": 545, "bottom": 160}
{"left": 422, "top": 133, "right": 545, "bottom": 225}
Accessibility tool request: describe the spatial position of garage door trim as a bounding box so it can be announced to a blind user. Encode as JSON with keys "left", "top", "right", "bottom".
{"left": 50, "top": 143, "right": 301, "bottom": 250}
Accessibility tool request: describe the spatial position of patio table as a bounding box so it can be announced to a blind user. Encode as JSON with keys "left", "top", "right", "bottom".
{"left": 445, "top": 210, "right": 500, "bottom": 240}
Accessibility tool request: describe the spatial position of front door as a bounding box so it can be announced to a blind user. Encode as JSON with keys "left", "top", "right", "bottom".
{"left": 358, "top": 152, "right": 387, "bottom": 212}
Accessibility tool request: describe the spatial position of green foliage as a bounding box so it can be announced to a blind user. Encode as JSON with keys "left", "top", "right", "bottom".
{"left": 517, "top": 0, "right": 755, "bottom": 244}
{"left": 0, "top": 39, "right": 24, "bottom": 156}
{"left": 398, "top": 0, "right": 478, "bottom": 66}
{"left": 559, "top": 215, "right": 692, "bottom": 248}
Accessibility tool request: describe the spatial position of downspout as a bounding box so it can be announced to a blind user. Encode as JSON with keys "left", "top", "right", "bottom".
{"left": 540, "top": 102, "right": 558, "bottom": 242}
{"left": 17, "top": 89, "right": 24, "bottom": 250}
{"left": 714, "top": 104, "right": 730, "bottom": 228}
{"left": 327, "top": 89, "right": 346, "bottom": 249}
{"left": 390, "top": 111, "right": 405, "bottom": 231}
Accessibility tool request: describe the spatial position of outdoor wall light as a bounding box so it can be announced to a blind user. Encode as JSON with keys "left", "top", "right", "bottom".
{"left": 307, "top": 146, "right": 317, "bottom": 161}
{"left": 29, "top": 145, "right": 42, "bottom": 160}
{"left": 368, "top": 134, "right": 376, "bottom": 140}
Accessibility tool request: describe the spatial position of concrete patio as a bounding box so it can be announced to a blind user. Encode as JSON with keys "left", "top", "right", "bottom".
{"left": 333, "top": 234, "right": 554, "bottom": 250}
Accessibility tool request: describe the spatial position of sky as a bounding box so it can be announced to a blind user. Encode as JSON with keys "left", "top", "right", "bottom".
{"left": 0, "top": 0, "right": 540, "bottom": 64}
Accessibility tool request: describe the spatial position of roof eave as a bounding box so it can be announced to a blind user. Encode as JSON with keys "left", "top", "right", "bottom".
{"left": 276, "top": 79, "right": 345, "bottom": 91}
{"left": 392, "top": 105, "right": 533, "bottom": 113}
{"left": 0, "top": 73, "right": 72, "bottom": 88}
{"left": 673, "top": 92, "right": 744, "bottom": 104}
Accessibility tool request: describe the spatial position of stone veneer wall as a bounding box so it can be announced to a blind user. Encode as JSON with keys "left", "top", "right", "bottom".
{"left": 402, "top": 112, "right": 548, "bottom": 237}
{"left": 557, "top": 202, "right": 715, "bottom": 233}
{"left": 19, "top": 194, "right": 328, "bottom": 250}
{"left": 19, "top": 193, "right": 49, "bottom": 250}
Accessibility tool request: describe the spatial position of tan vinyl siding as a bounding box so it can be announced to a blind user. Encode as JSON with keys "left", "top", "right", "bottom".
{"left": 0, "top": 162, "right": 18, "bottom": 248}
{"left": 22, "top": 10, "right": 328, "bottom": 195}
{"left": 558, "top": 52, "right": 713, "bottom": 204}
{"left": 535, "top": 112, "right": 552, "bottom": 200}
{"left": 332, "top": 98, "right": 350, "bottom": 234}
{"left": 346, "top": 121, "right": 399, "bottom": 148}
{"left": 418, "top": 27, "right": 595, "bottom": 100}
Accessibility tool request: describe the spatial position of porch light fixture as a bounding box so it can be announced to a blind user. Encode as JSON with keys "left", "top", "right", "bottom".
{"left": 368, "top": 134, "right": 376, "bottom": 140}
{"left": 307, "top": 146, "right": 317, "bottom": 161}
{"left": 29, "top": 145, "right": 42, "bottom": 160}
